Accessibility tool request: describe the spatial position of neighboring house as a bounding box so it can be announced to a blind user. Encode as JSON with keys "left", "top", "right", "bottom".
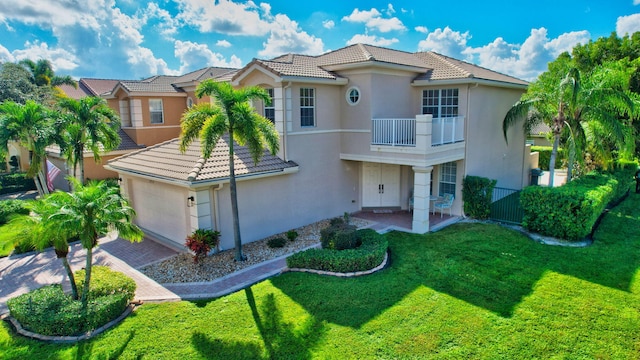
{"left": 527, "top": 122, "right": 552, "bottom": 147}
{"left": 106, "top": 43, "right": 532, "bottom": 251}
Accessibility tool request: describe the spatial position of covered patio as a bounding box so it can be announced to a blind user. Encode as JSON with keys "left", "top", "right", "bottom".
{"left": 352, "top": 210, "right": 459, "bottom": 233}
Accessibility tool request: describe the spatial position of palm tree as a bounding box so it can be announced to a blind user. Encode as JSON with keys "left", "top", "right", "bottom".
{"left": 0, "top": 199, "right": 80, "bottom": 299}
{"left": 503, "top": 64, "right": 636, "bottom": 185}
{"left": 0, "top": 100, "right": 56, "bottom": 195}
{"left": 179, "top": 80, "right": 279, "bottom": 261}
{"left": 56, "top": 96, "right": 121, "bottom": 184}
{"left": 46, "top": 178, "right": 143, "bottom": 306}
{"left": 20, "top": 59, "right": 76, "bottom": 88}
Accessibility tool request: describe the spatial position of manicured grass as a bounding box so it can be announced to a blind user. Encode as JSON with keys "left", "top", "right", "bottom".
{"left": 2, "top": 194, "right": 639, "bottom": 359}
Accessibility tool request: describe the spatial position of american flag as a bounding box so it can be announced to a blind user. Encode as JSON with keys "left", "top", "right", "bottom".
{"left": 46, "top": 160, "right": 61, "bottom": 192}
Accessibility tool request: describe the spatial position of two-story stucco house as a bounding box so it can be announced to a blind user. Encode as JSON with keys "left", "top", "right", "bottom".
{"left": 106, "top": 44, "right": 530, "bottom": 251}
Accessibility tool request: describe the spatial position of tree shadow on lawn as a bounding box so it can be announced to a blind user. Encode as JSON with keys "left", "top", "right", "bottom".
{"left": 191, "top": 288, "right": 325, "bottom": 360}
{"left": 271, "top": 195, "right": 640, "bottom": 328}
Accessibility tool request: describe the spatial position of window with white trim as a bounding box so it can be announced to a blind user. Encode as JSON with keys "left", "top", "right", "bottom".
{"left": 300, "top": 88, "right": 315, "bottom": 127}
{"left": 149, "top": 99, "right": 164, "bottom": 124}
{"left": 439, "top": 161, "right": 457, "bottom": 196}
{"left": 264, "top": 88, "right": 275, "bottom": 123}
{"left": 422, "top": 89, "right": 458, "bottom": 118}
{"left": 346, "top": 87, "right": 360, "bottom": 105}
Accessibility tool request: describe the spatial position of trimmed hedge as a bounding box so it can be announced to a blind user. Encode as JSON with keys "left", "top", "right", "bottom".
{"left": 0, "top": 172, "right": 37, "bottom": 195}
{"left": 531, "top": 146, "right": 566, "bottom": 171}
{"left": 0, "top": 199, "right": 29, "bottom": 225}
{"left": 287, "top": 229, "right": 387, "bottom": 273}
{"left": 462, "top": 175, "right": 496, "bottom": 220}
{"left": 520, "top": 164, "right": 635, "bottom": 241}
{"left": 7, "top": 266, "right": 136, "bottom": 336}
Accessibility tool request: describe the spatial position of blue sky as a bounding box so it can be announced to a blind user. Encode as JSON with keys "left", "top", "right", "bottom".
{"left": 0, "top": 0, "right": 639, "bottom": 81}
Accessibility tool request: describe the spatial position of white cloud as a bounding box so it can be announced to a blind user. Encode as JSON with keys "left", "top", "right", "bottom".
{"left": 616, "top": 13, "right": 640, "bottom": 35}
{"left": 216, "top": 40, "right": 232, "bottom": 48}
{"left": 174, "top": 40, "right": 241, "bottom": 73}
{"left": 342, "top": 7, "right": 406, "bottom": 33}
{"left": 0, "top": 44, "right": 15, "bottom": 63}
{"left": 140, "top": 2, "right": 179, "bottom": 39}
{"left": 346, "top": 34, "right": 399, "bottom": 47}
{"left": 634, "top": 0, "right": 640, "bottom": 5}
{"left": 417, "top": 26, "right": 471, "bottom": 59}
{"left": 323, "top": 20, "right": 335, "bottom": 29}
{"left": 259, "top": 14, "right": 324, "bottom": 58}
{"left": 385, "top": 4, "right": 395, "bottom": 16}
{"left": 415, "top": 26, "right": 428, "bottom": 34}
{"left": 11, "top": 41, "right": 79, "bottom": 72}
{"left": 174, "top": 0, "right": 270, "bottom": 36}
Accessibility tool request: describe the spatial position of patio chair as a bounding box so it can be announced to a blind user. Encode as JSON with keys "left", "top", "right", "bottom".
{"left": 433, "top": 193, "right": 454, "bottom": 218}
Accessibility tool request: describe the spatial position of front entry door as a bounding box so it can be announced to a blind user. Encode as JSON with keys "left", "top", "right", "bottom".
{"left": 362, "top": 163, "right": 400, "bottom": 207}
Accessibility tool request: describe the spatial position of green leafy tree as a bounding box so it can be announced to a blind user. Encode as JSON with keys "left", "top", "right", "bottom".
{"left": 179, "top": 80, "right": 279, "bottom": 261}
{"left": 56, "top": 96, "right": 121, "bottom": 184}
{"left": 44, "top": 178, "right": 143, "bottom": 306}
{"left": 0, "top": 62, "right": 37, "bottom": 104}
{"left": 0, "top": 100, "right": 56, "bottom": 195}
{"left": 19, "top": 59, "right": 76, "bottom": 88}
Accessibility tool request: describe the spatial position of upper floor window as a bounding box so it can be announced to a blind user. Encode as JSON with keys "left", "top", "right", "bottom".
{"left": 149, "top": 99, "right": 164, "bottom": 124}
{"left": 346, "top": 87, "right": 360, "bottom": 105}
{"left": 422, "top": 89, "right": 458, "bottom": 118}
{"left": 264, "top": 88, "right": 275, "bottom": 123}
{"left": 300, "top": 88, "right": 315, "bottom": 127}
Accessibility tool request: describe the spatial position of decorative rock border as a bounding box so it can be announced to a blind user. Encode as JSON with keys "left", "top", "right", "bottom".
{"left": 285, "top": 250, "right": 389, "bottom": 277}
{"left": 1, "top": 301, "right": 142, "bottom": 343}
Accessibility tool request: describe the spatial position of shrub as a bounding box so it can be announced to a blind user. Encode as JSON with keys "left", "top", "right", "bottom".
{"left": 7, "top": 284, "right": 129, "bottom": 336}
{"left": 320, "top": 221, "right": 358, "bottom": 250}
{"left": 267, "top": 237, "right": 287, "bottom": 248}
{"left": 520, "top": 166, "right": 633, "bottom": 241}
{"left": 286, "top": 230, "right": 298, "bottom": 242}
{"left": 287, "top": 229, "right": 387, "bottom": 273}
{"left": 0, "top": 199, "right": 29, "bottom": 225}
{"left": 185, "top": 228, "right": 220, "bottom": 263}
{"left": 462, "top": 176, "right": 497, "bottom": 220}
{"left": 75, "top": 266, "right": 136, "bottom": 302}
{"left": 531, "top": 146, "right": 566, "bottom": 171}
{"left": 0, "top": 172, "right": 37, "bottom": 195}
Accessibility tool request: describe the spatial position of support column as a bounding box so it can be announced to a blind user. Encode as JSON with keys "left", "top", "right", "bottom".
{"left": 412, "top": 166, "right": 433, "bottom": 234}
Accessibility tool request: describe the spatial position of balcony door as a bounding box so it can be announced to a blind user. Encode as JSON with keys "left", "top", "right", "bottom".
{"left": 362, "top": 162, "right": 400, "bottom": 207}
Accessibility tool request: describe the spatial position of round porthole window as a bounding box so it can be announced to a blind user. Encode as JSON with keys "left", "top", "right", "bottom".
{"left": 346, "top": 87, "right": 360, "bottom": 105}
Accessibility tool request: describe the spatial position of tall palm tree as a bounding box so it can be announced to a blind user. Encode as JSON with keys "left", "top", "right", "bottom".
{"left": 56, "top": 96, "right": 121, "bottom": 184}
{"left": 46, "top": 178, "right": 143, "bottom": 306}
{"left": 0, "top": 199, "right": 80, "bottom": 299}
{"left": 179, "top": 80, "right": 279, "bottom": 261}
{"left": 19, "top": 59, "right": 76, "bottom": 88}
{"left": 503, "top": 64, "right": 636, "bottom": 185}
{"left": 0, "top": 100, "right": 56, "bottom": 195}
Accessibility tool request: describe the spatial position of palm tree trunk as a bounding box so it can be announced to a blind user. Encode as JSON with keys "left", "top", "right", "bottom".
{"left": 549, "top": 135, "right": 559, "bottom": 187}
{"left": 79, "top": 154, "right": 85, "bottom": 185}
{"left": 228, "top": 131, "right": 245, "bottom": 262}
{"left": 81, "top": 246, "right": 92, "bottom": 307}
{"left": 57, "top": 250, "right": 79, "bottom": 300}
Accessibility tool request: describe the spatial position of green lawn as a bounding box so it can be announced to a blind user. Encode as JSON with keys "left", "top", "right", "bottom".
{"left": 2, "top": 194, "right": 640, "bottom": 359}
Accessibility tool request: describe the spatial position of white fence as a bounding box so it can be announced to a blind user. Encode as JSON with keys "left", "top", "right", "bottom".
{"left": 371, "top": 118, "right": 416, "bottom": 146}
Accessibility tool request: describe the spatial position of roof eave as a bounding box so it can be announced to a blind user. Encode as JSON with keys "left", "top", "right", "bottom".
{"left": 323, "top": 60, "right": 429, "bottom": 73}
{"left": 279, "top": 76, "right": 348, "bottom": 85}
{"left": 412, "top": 77, "right": 528, "bottom": 90}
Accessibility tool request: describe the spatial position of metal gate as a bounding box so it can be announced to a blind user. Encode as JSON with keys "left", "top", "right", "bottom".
{"left": 490, "top": 187, "right": 523, "bottom": 224}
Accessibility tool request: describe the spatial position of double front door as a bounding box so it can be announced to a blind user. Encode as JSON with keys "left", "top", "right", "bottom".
{"left": 362, "top": 163, "right": 400, "bottom": 207}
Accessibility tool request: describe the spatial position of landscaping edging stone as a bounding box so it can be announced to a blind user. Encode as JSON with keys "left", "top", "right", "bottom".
{"left": 286, "top": 250, "right": 389, "bottom": 277}
{"left": 1, "top": 301, "right": 142, "bottom": 343}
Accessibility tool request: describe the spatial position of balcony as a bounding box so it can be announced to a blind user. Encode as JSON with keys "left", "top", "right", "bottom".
{"left": 371, "top": 115, "right": 465, "bottom": 148}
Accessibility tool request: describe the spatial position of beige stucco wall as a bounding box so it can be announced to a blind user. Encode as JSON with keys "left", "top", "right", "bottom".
{"left": 464, "top": 84, "right": 526, "bottom": 189}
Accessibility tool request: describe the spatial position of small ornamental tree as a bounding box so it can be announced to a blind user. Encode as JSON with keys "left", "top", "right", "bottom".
{"left": 185, "top": 228, "right": 220, "bottom": 263}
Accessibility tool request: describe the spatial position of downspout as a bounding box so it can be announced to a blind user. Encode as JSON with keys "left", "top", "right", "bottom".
{"left": 282, "top": 82, "right": 292, "bottom": 162}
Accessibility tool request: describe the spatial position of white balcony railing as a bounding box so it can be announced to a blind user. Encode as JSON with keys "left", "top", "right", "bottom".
{"left": 371, "top": 118, "right": 416, "bottom": 146}
{"left": 371, "top": 116, "right": 465, "bottom": 148}
{"left": 431, "top": 116, "right": 464, "bottom": 146}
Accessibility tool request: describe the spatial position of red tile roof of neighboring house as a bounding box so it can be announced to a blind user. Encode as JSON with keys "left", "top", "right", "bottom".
{"left": 107, "top": 136, "right": 297, "bottom": 183}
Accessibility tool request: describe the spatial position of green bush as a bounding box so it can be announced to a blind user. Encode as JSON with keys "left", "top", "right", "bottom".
{"left": 320, "top": 221, "right": 358, "bottom": 250}
{"left": 267, "top": 237, "right": 287, "bottom": 248}
{"left": 286, "top": 230, "right": 298, "bottom": 242}
{"left": 462, "top": 176, "right": 497, "bottom": 220}
{"left": 531, "top": 146, "right": 566, "bottom": 171}
{"left": 287, "top": 229, "right": 387, "bottom": 273}
{"left": 75, "top": 266, "right": 137, "bottom": 302}
{"left": 520, "top": 166, "right": 633, "bottom": 241}
{"left": 0, "top": 172, "right": 37, "bottom": 195}
{"left": 0, "top": 199, "right": 29, "bottom": 225}
{"left": 7, "top": 284, "right": 129, "bottom": 336}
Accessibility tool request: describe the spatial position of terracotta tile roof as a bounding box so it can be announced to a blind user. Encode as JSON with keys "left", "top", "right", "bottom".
{"left": 530, "top": 122, "right": 551, "bottom": 136}
{"left": 57, "top": 83, "right": 89, "bottom": 99}
{"left": 119, "top": 76, "right": 184, "bottom": 93}
{"left": 107, "top": 136, "right": 297, "bottom": 183}
{"left": 174, "top": 66, "right": 239, "bottom": 83}
{"left": 80, "top": 79, "right": 121, "bottom": 96}
{"left": 244, "top": 43, "right": 527, "bottom": 86}
{"left": 116, "top": 129, "right": 144, "bottom": 151}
